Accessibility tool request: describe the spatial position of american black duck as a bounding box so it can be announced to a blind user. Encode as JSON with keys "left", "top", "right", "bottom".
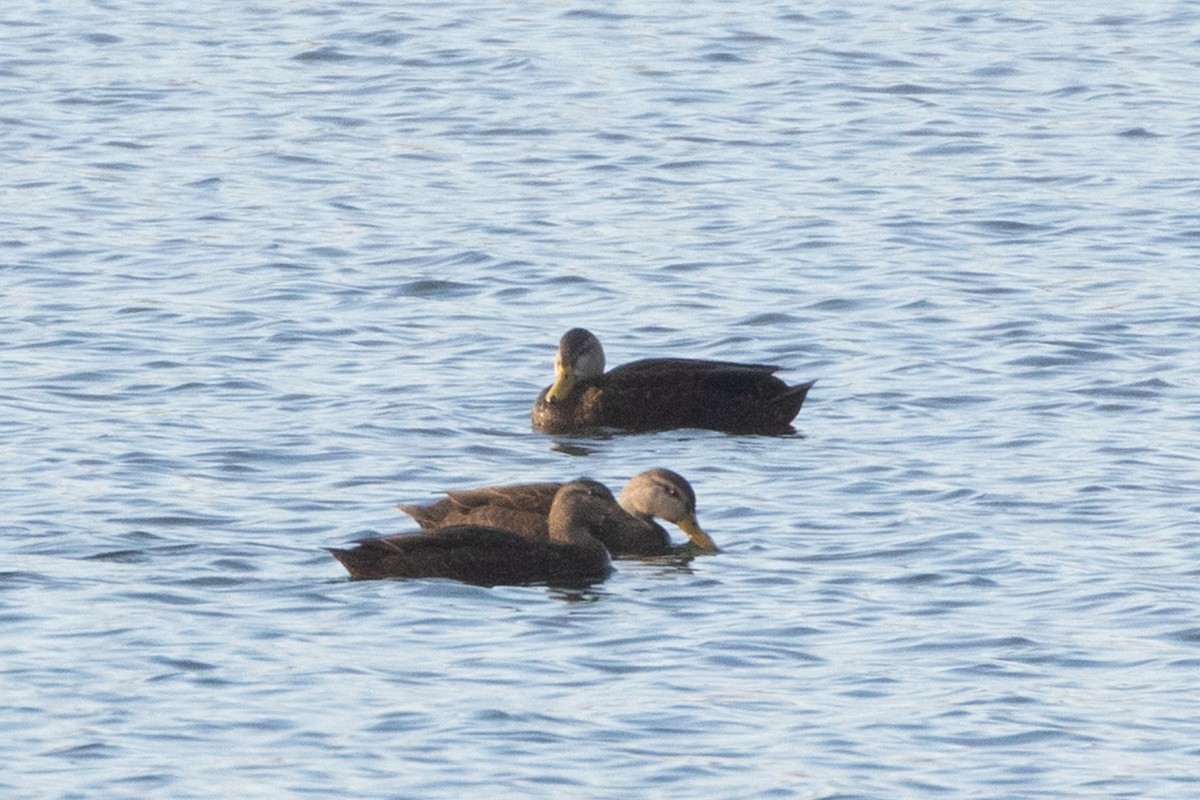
{"left": 398, "top": 468, "right": 716, "bottom": 557}
{"left": 329, "top": 480, "right": 613, "bottom": 586}
{"left": 531, "top": 328, "right": 814, "bottom": 434}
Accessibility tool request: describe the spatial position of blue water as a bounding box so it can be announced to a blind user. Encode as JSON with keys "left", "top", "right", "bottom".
{"left": 4, "top": 2, "right": 1200, "bottom": 797}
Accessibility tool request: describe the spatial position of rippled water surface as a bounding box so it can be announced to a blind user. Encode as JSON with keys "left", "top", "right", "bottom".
{"left": 4, "top": 2, "right": 1200, "bottom": 797}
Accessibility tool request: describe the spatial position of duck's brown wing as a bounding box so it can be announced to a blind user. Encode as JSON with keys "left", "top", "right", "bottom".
{"left": 444, "top": 482, "right": 562, "bottom": 512}
{"left": 399, "top": 482, "right": 562, "bottom": 536}
{"left": 610, "top": 357, "right": 784, "bottom": 376}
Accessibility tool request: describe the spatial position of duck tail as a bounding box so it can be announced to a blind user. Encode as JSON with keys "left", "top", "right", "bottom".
{"left": 327, "top": 547, "right": 374, "bottom": 580}
{"left": 785, "top": 379, "right": 815, "bottom": 405}
{"left": 396, "top": 502, "right": 423, "bottom": 523}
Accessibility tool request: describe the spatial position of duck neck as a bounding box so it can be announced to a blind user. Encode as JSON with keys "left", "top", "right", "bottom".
{"left": 556, "top": 525, "right": 600, "bottom": 549}
{"left": 548, "top": 509, "right": 600, "bottom": 548}
{"left": 617, "top": 500, "right": 658, "bottom": 531}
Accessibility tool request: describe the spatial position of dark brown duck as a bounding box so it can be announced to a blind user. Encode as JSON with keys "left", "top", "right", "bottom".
{"left": 531, "top": 328, "right": 814, "bottom": 434}
{"left": 398, "top": 468, "right": 717, "bottom": 557}
{"left": 328, "top": 480, "right": 614, "bottom": 586}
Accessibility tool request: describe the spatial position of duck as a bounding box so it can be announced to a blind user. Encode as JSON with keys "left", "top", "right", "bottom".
{"left": 328, "top": 480, "right": 614, "bottom": 586}
{"left": 531, "top": 328, "right": 814, "bottom": 434}
{"left": 398, "top": 468, "right": 717, "bottom": 557}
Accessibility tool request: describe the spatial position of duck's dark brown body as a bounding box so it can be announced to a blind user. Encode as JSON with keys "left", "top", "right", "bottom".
{"left": 400, "top": 481, "right": 673, "bottom": 556}
{"left": 327, "top": 524, "right": 610, "bottom": 586}
{"left": 398, "top": 468, "right": 716, "bottom": 557}
{"left": 532, "top": 356, "right": 814, "bottom": 435}
{"left": 330, "top": 480, "right": 615, "bottom": 586}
